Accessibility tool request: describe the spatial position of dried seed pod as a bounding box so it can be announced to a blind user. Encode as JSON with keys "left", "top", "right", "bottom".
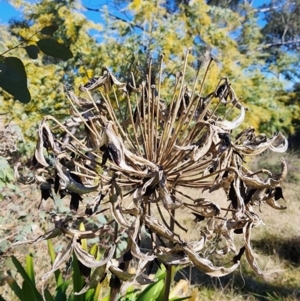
{"left": 17, "top": 53, "right": 288, "bottom": 291}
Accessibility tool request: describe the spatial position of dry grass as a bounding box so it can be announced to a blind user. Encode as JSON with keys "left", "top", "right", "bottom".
{"left": 1, "top": 154, "right": 300, "bottom": 301}
{"left": 179, "top": 152, "right": 300, "bottom": 300}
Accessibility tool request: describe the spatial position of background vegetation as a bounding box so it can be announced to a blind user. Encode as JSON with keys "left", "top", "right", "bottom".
{"left": 1, "top": 0, "right": 300, "bottom": 142}
{"left": 0, "top": 0, "right": 299, "bottom": 300}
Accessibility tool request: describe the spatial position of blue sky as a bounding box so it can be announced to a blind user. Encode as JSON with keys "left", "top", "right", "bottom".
{"left": 0, "top": 0, "right": 128, "bottom": 25}
{"left": 0, "top": 0, "right": 21, "bottom": 24}
{"left": 0, "top": 0, "right": 270, "bottom": 26}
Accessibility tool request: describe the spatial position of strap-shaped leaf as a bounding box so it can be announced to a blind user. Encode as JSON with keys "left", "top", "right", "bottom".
{"left": 21, "top": 280, "right": 37, "bottom": 301}
{"left": 47, "top": 240, "right": 63, "bottom": 287}
{"left": 25, "top": 254, "right": 35, "bottom": 286}
{"left": 11, "top": 257, "right": 41, "bottom": 300}
{"left": 5, "top": 275, "right": 22, "bottom": 300}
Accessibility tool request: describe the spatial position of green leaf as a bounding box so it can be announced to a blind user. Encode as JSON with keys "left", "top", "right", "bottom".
{"left": 72, "top": 253, "right": 84, "bottom": 301}
{"left": 79, "top": 223, "right": 87, "bottom": 251}
{"left": 137, "top": 265, "right": 166, "bottom": 301}
{"left": 40, "top": 25, "right": 59, "bottom": 35}
{"left": 55, "top": 280, "right": 71, "bottom": 301}
{"left": 91, "top": 282, "right": 101, "bottom": 301}
{"left": 136, "top": 279, "right": 164, "bottom": 301}
{"left": 84, "top": 287, "right": 95, "bottom": 301}
{"left": 37, "top": 38, "right": 73, "bottom": 60}
{"left": 155, "top": 264, "right": 167, "bottom": 281}
{"left": 11, "top": 256, "right": 41, "bottom": 300}
{"left": 121, "top": 287, "right": 140, "bottom": 301}
{"left": 24, "top": 45, "right": 39, "bottom": 59}
{"left": 6, "top": 170, "right": 15, "bottom": 182}
{"left": 99, "top": 296, "right": 109, "bottom": 301}
{"left": 89, "top": 244, "right": 98, "bottom": 258}
{"left": 0, "top": 57, "right": 30, "bottom": 103}
{"left": 21, "top": 280, "right": 36, "bottom": 301}
{"left": 47, "top": 239, "right": 56, "bottom": 263}
{"left": 5, "top": 275, "right": 22, "bottom": 300}
{"left": 25, "top": 254, "right": 35, "bottom": 286}
{"left": 12, "top": 256, "right": 31, "bottom": 283}
{"left": 0, "top": 60, "right": 7, "bottom": 74}
{"left": 47, "top": 240, "right": 63, "bottom": 287}
{"left": 169, "top": 297, "right": 191, "bottom": 301}
{"left": 43, "top": 289, "right": 55, "bottom": 301}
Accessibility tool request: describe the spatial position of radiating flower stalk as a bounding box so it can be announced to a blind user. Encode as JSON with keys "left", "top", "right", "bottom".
{"left": 15, "top": 49, "right": 288, "bottom": 300}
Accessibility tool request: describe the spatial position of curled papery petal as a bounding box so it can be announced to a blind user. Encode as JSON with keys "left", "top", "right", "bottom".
{"left": 120, "top": 259, "right": 153, "bottom": 294}
{"left": 73, "top": 239, "right": 116, "bottom": 268}
{"left": 155, "top": 246, "right": 189, "bottom": 265}
{"left": 109, "top": 265, "right": 135, "bottom": 281}
{"left": 144, "top": 215, "right": 180, "bottom": 243}
{"left": 216, "top": 105, "right": 246, "bottom": 131}
{"left": 265, "top": 196, "right": 287, "bottom": 210}
{"left": 233, "top": 132, "right": 288, "bottom": 155}
{"left": 192, "top": 125, "right": 214, "bottom": 161}
{"left": 34, "top": 127, "right": 49, "bottom": 167}
{"left": 244, "top": 222, "right": 264, "bottom": 276}
{"left": 79, "top": 68, "right": 126, "bottom": 92}
{"left": 187, "top": 198, "right": 221, "bottom": 217}
{"left": 129, "top": 234, "right": 156, "bottom": 261}
{"left": 237, "top": 158, "right": 287, "bottom": 189}
{"left": 183, "top": 245, "right": 240, "bottom": 277}
{"left": 42, "top": 242, "right": 73, "bottom": 282}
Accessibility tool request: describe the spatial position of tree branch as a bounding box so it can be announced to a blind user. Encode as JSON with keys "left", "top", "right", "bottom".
{"left": 263, "top": 39, "right": 300, "bottom": 48}
{"left": 83, "top": 6, "right": 144, "bottom": 30}
{"left": 254, "top": 2, "right": 296, "bottom": 13}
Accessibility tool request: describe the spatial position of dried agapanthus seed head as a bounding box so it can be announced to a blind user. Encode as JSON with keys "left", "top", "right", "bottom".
{"left": 15, "top": 51, "right": 288, "bottom": 293}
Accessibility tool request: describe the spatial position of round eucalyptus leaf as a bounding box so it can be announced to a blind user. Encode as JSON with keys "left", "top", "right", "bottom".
{"left": 40, "top": 24, "right": 59, "bottom": 35}
{"left": 0, "top": 60, "right": 7, "bottom": 75}
{"left": 24, "top": 45, "right": 39, "bottom": 59}
{"left": 37, "top": 38, "right": 73, "bottom": 60}
{"left": 0, "top": 57, "right": 31, "bottom": 103}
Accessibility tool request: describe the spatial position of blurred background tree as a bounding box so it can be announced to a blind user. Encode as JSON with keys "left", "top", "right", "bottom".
{"left": 0, "top": 0, "right": 299, "bottom": 154}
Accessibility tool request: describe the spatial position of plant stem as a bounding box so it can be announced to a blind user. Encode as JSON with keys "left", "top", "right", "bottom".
{"left": 0, "top": 31, "right": 38, "bottom": 56}
{"left": 164, "top": 208, "right": 175, "bottom": 301}
{"left": 110, "top": 288, "right": 119, "bottom": 301}
{"left": 110, "top": 221, "right": 121, "bottom": 301}
{"left": 164, "top": 265, "right": 172, "bottom": 301}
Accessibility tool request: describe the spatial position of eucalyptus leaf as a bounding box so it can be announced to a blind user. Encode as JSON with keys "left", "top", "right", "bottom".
{"left": 0, "top": 57, "right": 30, "bottom": 103}
{"left": 40, "top": 25, "right": 59, "bottom": 35}
{"left": 24, "top": 45, "right": 39, "bottom": 59}
{"left": 0, "top": 60, "right": 7, "bottom": 74}
{"left": 37, "top": 38, "right": 73, "bottom": 60}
